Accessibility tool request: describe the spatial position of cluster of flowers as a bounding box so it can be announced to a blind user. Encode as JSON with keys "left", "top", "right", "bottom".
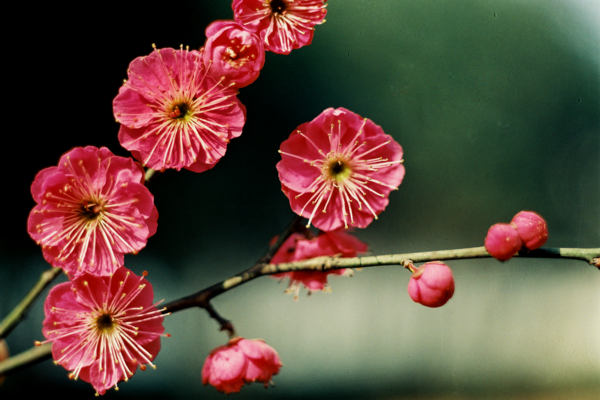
{"left": 28, "top": 146, "right": 166, "bottom": 395}
{"left": 22, "top": 0, "right": 475, "bottom": 395}
{"left": 25, "top": 0, "right": 330, "bottom": 395}
{"left": 485, "top": 211, "right": 549, "bottom": 261}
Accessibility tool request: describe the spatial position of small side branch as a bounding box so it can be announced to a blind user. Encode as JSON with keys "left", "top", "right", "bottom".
{"left": 0, "top": 267, "right": 62, "bottom": 339}
{"left": 0, "top": 343, "right": 52, "bottom": 376}
{"left": 204, "top": 302, "right": 235, "bottom": 337}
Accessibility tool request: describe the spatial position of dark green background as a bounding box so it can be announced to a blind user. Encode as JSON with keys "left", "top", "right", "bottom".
{"left": 1, "top": 0, "right": 598, "bottom": 399}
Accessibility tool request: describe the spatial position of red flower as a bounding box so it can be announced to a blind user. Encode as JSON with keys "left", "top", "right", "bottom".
{"left": 233, "top": 0, "right": 327, "bottom": 54}
{"left": 37, "top": 267, "right": 167, "bottom": 395}
{"left": 407, "top": 262, "right": 455, "bottom": 308}
{"left": 28, "top": 147, "right": 158, "bottom": 277}
{"left": 277, "top": 107, "right": 405, "bottom": 231}
{"left": 202, "top": 20, "right": 265, "bottom": 88}
{"left": 202, "top": 337, "right": 282, "bottom": 393}
{"left": 271, "top": 229, "right": 368, "bottom": 299}
{"left": 113, "top": 45, "right": 246, "bottom": 173}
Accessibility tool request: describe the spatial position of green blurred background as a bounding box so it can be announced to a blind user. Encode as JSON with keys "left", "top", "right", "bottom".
{"left": 1, "top": 0, "right": 598, "bottom": 399}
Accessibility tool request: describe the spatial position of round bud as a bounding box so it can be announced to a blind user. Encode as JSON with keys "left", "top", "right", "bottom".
{"left": 511, "top": 211, "right": 548, "bottom": 250}
{"left": 407, "top": 261, "right": 455, "bottom": 308}
{"left": 485, "top": 223, "right": 522, "bottom": 261}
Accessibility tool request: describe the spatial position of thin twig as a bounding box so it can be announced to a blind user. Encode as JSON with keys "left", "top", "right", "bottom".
{"left": 0, "top": 343, "right": 52, "bottom": 376}
{"left": 0, "top": 267, "right": 62, "bottom": 339}
{"left": 1, "top": 245, "right": 597, "bottom": 375}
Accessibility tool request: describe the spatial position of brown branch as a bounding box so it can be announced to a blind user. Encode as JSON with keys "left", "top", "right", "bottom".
{"left": 1, "top": 243, "right": 597, "bottom": 376}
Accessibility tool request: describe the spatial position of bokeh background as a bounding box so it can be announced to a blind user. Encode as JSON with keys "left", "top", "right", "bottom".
{"left": 1, "top": 0, "right": 599, "bottom": 399}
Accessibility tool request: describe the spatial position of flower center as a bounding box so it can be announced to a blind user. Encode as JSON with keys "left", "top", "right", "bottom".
{"left": 79, "top": 200, "right": 104, "bottom": 220}
{"left": 95, "top": 313, "right": 115, "bottom": 333}
{"left": 326, "top": 157, "right": 352, "bottom": 182}
{"left": 169, "top": 102, "right": 190, "bottom": 119}
{"left": 223, "top": 39, "right": 253, "bottom": 69}
{"left": 269, "top": 0, "right": 287, "bottom": 14}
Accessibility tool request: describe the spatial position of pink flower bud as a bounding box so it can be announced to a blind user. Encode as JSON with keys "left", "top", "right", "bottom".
{"left": 202, "top": 21, "right": 265, "bottom": 88}
{"left": 407, "top": 262, "right": 455, "bottom": 308}
{"left": 511, "top": 211, "right": 548, "bottom": 250}
{"left": 485, "top": 223, "right": 522, "bottom": 261}
{"left": 202, "top": 338, "right": 282, "bottom": 393}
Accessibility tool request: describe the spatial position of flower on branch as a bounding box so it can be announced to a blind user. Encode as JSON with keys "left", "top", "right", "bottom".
{"left": 113, "top": 45, "right": 246, "bottom": 173}
{"left": 277, "top": 107, "right": 405, "bottom": 231}
{"left": 28, "top": 146, "right": 158, "bottom": 277}
{"left": 511, "top": 211, "right": 548, "bottom": 251}
{"left": 36, "top": 267, "right": 168, "bottom": 395}
{"left": 202, "top": 20, "right": 265, "bottom": 88}
{"left": 407, "top": 261, "right": 455, "bottom": 308}
{"left": 202, "top": 337, "right": 282, "bottom": 393}
{"left": 233, "top": 0, "right": 327, "bottom": 55}
{"left": 271, "top": 229, "right": 368, "bottom": 299}
{"left": 485, "top": 223, "right": 522, "bottom": 261}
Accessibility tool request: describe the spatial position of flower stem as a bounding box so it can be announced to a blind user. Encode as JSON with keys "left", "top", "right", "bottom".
{"left": 144, "top": 168, "right": 156, "bottom": 183}
{"left": 0, "top": 267, "right": 62, "bottom": 340}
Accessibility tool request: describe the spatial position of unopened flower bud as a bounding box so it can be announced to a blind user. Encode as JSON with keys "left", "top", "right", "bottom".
{"left": 485, "top": 223, "right": 522, "bottom": 261}
{"left": 407, "top": 262, "right": 455, "bottom": 308}
{"left": 511, "top": 211, "right": 548, "bottom": 250}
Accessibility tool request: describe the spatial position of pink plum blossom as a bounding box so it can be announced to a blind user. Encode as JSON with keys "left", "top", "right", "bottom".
{"left": 113, "top": 45, "right": 246, "bottom": 173}
{"left": 202, "top": 337, "right": 282, "bottom": 393}
{"left": 27, "top": 146, "right": 158, "bottom": 277}
{"left": 37, "top": 267, "right": 167, "bottom": 395}
{"left": 202, "top": 20, "right": 265, "bottom": 88}
{"left": 233, "top": 0, "right": 327, "bottom": 55}
{"left": 511, "top": 211, "right": 548, "bottom": 250}
{"left": 407, "top": 261, "right": 455, "bottom": 308}
{"left": 271, "top": 229, "right": 368, "bottom": 299}
{"left": 277, "top": 107, "right": 405, "bottom": 231}
{"left": 485, "top": 223, "right": 522, "bottom": 261}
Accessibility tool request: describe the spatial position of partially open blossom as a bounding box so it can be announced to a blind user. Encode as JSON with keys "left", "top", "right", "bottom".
{"left": 202, "top": 337, "right": 282, "bottom": 393}
{"left": 277, "top": 107, "right": 405, "bottom": 231}
{"left": 202, "top": 21, "right": 265, "bottom": 88}
{"left": 511, "top": 211, "right": 548, "bottom": 250}
{"left": 485, "top": 223, "right": 522, "bottom": 261}
{"left": 28, "top": 146, "right": 158, "bottom": 277}
{"left": 407, "top": 261, "right": 455, "bottom": 308}
{"left": 37, "top": 267, "right": 167, "bottom": 395}
{"left": 271, "top": 229, "right": 368, "bottom": 299}
{"left": 113, "top": 45, "right": 246, "bottom": 173}
{"left": 233, "top": 0, "right": 327, "bottom": 55}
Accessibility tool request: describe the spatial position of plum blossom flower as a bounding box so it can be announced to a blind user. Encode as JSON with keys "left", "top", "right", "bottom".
{"left": 202, "top": 20, "right": 265, "bottom": 88}
{"left": 277, "top": 107, "right": 405, "bottom": 231}
{"left": 113, "top": 45, "right": 246, "bottom": 173}
{"left": 233, "top": 0, "right": 327, "bottom": 55}
{"left": 36, "top": 267, "right": 168, "bottom": 395}
{"left": 27, "top": 146, "right": 158, "bottom": 277}
{"left": 271, "top": 229, "right": 368, "bottom": 299}
{"left": 202, "top": 337, "right": 282, "bottom": 393}
{"left": 407, "top": 261, "right": 455, "bottom": 308}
